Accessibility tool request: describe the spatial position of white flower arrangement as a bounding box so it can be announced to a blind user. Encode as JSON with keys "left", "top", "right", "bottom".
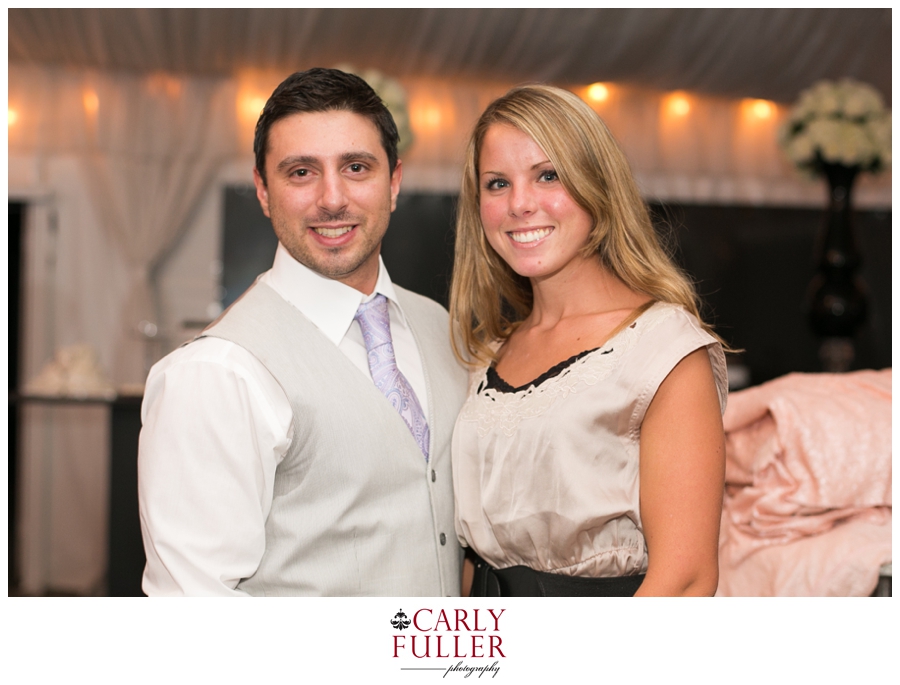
{"left": 779, "top": 79, "right": 891, "bottom": 176}
{"left": 335, "top": 64, "right": 414, "bottom": 154}
{"left": 25, "top": 344, "right": 115, "bottom": 399}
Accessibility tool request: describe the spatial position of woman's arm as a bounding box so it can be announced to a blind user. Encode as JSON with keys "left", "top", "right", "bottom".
{"left": 635, "top": 347, "right": 725, "bottom": 596}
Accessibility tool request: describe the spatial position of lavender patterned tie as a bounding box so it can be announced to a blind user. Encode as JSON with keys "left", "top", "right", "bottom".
{"left": 355, "top": 294, "right": 430, "bottom": 460}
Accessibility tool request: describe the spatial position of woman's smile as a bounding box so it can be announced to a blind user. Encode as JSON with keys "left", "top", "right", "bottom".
{"left": 507, "top": 226, "right": 554, "bottom": 245}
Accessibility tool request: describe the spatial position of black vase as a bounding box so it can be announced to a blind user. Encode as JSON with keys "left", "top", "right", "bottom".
{"left": 807, "top": 163, "right": 868, "bottom": 371}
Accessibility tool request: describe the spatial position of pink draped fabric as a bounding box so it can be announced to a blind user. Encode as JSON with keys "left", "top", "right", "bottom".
{"left": 717, "top": 369, "right": 892, "bottom": 596}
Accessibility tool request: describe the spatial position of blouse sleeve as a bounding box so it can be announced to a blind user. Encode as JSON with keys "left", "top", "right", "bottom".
{"left": 628, "top": 306, "right": 728, "bottom": 438}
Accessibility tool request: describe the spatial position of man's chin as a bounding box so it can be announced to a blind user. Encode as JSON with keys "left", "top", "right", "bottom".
{"left": 295, "top": 251, "right": 381, "bottom": 292}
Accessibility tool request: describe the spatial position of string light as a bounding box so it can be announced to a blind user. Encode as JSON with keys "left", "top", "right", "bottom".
{"left": 586, "top": 82, "right": 610, "bottom": 103}
{"left": 413, "top": 104, "right": 443, "bottom": 131}
{"left": 746, "top": 98, "right": 775, "bottom": 119}
{"left": 408, "top": 91, "right": 455, "bottom": 135}
{"left": 238, "top": 94, "right": 267, "bottom": 124}
{"left": 83, "top": 89, "right": 99, "bottom": 115}
{"left": 665, "top": 92, "right": 691, "bottom": 117}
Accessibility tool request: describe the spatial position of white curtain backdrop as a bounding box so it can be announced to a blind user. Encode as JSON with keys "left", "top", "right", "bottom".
{"left": 10, "top": 66, "right": 239, "bottom": 592}
{"left": 82, "top": 76, "right": 237, "bottom": 384}
{"left": 7, "top": 61, "right": 891, "bottom": 593}
{"left": 11, "top": 65, "right": 239, "bottom": 385}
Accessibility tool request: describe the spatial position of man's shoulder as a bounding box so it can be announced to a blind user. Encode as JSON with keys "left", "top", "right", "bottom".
{"left": 149, "top": 335, "right": 260, "bottom": 379}
{"left": 393, "top": 284, "right": 449, "bottom": 323}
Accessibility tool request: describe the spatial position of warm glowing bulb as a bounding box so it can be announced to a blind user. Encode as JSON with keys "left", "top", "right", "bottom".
{"left": 666, "top": 93, "right": 691, "bottom": 117}
{"left": 749, "top": 99, "right": 774, "bottom": 119}
{"left": 410, "top": 100, "right": 447, "bottom": 133}
{"left": 422, "top": 106, "right": 442, "bottom": 129}
{"left": 586, "top": 83, "right": 610, "bottom": 103}
{"left": 8, "top": 108, "right": 18, "bottom": 126}
{"left": 83, "top": 90, "right": 100, "bottom": 115}
{"left": 241, "top": 95, "right": 267, "bottom": 121}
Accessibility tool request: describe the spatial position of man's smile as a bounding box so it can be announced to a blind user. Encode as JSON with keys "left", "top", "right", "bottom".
{"left": 311, "top": 225, "right": 355, "bottom": 238}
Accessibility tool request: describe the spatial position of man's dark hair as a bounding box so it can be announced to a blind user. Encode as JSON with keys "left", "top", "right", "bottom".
{"left": 253, "top": 67, "right": 400, "bottom": 185}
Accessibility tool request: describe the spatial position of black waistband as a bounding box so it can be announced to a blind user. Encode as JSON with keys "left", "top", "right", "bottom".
{"left": 470, "top": 556, "right": 645, "bottom": 597}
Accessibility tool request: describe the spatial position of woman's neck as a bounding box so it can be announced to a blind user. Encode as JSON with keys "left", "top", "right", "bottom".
{"left": 526, "top": 258, "right": 644, "bottom": 329}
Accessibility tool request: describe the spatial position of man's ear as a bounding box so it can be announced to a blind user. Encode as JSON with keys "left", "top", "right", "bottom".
{"left": 253, "top": 167, "right": 271, "bottom": 218}
{"left": 389, "top": 159, "right": 402, "bottom": 213}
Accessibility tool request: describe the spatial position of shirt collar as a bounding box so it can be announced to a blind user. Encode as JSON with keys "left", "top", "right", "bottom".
{"left": 266, "top": 242, "right": 409, "bottom": 346}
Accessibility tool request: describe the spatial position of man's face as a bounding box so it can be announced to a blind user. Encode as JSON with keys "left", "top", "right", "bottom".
{"left": 254, "top": 110, "right": 401, "bottom": 294}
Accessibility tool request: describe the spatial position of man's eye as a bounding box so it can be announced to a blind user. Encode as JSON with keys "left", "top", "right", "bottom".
{"left": 349, "top": 163, "right": 364, "bottom": 172}
{"left": 292, "top": 168, "right": 308, "bottom": 177}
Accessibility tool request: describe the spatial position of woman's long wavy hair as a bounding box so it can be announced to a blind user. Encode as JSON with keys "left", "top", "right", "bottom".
{"left": 450, "top": 84, "right": 721, "bottom": 367}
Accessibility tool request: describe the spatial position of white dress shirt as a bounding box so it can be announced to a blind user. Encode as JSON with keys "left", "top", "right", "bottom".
{"left": 138, "top": 243, "right": 429, "bottom": 596}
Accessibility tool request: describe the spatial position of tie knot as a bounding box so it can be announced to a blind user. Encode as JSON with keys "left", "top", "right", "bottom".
{"left": 355, "top": 293, "right": 389, "bottom": 320}
{"left": 355, "top": 294, "right": 392, "bottom": 352}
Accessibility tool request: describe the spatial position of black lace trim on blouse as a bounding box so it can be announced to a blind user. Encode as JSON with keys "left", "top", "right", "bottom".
{"left": 483, "top": 346, "right": 612, "bottom": 394}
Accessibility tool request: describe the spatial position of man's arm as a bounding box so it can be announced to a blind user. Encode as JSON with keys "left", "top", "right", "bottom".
{"left": 138, "top": 339, "right": 291, "bottom": 596}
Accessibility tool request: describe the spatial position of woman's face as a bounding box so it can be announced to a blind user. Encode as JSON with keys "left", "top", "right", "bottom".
{"left": 478, "top": 124, "right": 594, "bottom": 281}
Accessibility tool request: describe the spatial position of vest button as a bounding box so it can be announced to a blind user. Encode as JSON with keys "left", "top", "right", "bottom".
{"left": 439, "top": 533, "right": 447, "bottom": 545}
{"left": 431, "top": 469, "right": 436, "bottom": 482}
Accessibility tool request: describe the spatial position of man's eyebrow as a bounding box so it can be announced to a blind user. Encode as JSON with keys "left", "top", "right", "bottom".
{"left": 340, "top": 151, "right": 379, "bottom": 164}
{"left": 275, "top": 155, "right": 318, "bottom": 173}
{"left": 275, "top": 151, "right": 380, "bottom": 173}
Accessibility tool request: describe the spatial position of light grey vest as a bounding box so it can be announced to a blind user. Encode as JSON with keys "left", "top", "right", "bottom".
{"left": 199, "top": 281, "right": 467, "bottom": 596}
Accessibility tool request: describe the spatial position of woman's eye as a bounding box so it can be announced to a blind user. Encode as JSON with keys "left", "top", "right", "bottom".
{"left": 540, "top": 170, "right": 558, "bottom": 182}
{"left": 486, "top": 178, "right": 509, "bottom": 190}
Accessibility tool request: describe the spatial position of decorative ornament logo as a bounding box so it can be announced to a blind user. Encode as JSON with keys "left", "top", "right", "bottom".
{"left": 390, "top": 609, "right": 412, "bottom": 631}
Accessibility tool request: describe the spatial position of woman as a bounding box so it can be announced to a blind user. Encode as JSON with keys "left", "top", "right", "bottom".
{"left": 449, "top": 84, "right": 728, "bottom": 596}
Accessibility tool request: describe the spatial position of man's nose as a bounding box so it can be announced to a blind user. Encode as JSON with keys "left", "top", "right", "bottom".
{"left": 318, "top": 170, "right": 349, "bottom": 212}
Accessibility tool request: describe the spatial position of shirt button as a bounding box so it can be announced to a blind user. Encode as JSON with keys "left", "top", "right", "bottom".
{"left": 431, "top": 469, "right": 436, "bottom": 482}
{"left": 439, "top": 533, "right": 447, "bottom": 545}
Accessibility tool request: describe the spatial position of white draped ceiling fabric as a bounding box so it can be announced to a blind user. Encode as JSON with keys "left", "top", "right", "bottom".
{"left": 7, "top": 8, "right": 891, "bottom": 594}
{"left": 8, "top": 8, "right": 891, "bottom": 102}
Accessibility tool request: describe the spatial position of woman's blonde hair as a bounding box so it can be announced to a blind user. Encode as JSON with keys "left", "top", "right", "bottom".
{"left": 450, "top": 83, "right": 720, "bottom": 366}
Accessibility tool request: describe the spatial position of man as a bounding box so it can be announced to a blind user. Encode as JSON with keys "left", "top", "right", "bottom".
{"left": 138, "top": 68, "right": 468, "bottom": 596}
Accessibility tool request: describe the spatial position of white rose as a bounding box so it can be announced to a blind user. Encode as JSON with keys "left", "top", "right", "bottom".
{"left": 807, "top": 118, "right": 839, "bottom": 159}
{"left": 818, "top": 91, "right": 841, "bottom": 116}
{"left": 785, "top": 131, "right": 815, "bottom": 165}
{"left": 793, "top": 91, "right": 816, "bottom": 120}
{"left": 867, "top": 112, "right": 892, "bottom": 156}
{"left": 805, "top": 81, "right": 842, "bottom": 116}
{"left": 834, "top": 121, "right": 856, "bottom": 164}
{"left": 379, "top": 79, "right": 406, "bottom": 107}
{"left": 840, "top": 79, "right": 884, "bottom": 118}
{"left": 842, "top": 121, "right": 878, "bottom": 165}
{"left": 842, "top": 92, "right": 868, "bottom": 119}
{"left": 361, "top": 68, "right": 384, "bottom": 89}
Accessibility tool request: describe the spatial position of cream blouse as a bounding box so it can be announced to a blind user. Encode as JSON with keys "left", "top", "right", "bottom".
{"left": 452, "top": 302, "right": 728, "bottom": 577}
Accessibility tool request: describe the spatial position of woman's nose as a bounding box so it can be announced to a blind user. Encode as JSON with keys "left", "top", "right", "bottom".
{"left": 508, "top": 184, "right": 535, "bottom": 217}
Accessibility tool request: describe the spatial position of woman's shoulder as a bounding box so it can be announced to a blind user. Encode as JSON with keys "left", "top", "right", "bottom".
{"left": 631, "top": 302, "right": 728, "bottom": 413}
{"left": 642, "top": 300, "right": 701, "bottom": 328}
